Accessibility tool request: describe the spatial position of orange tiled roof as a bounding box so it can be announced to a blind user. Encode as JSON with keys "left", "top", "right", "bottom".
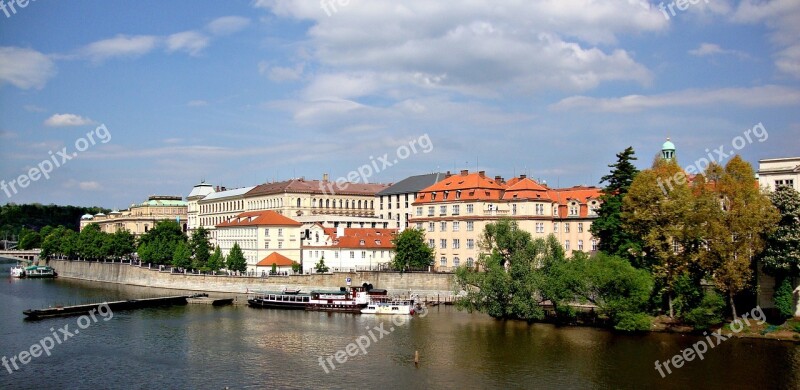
{"left": 549, "top": 186, "right": 602, "bottom": 218}
{"left": 415, "top": 171, "right": 505, "bottom": 203}
{"left": 256, "top": 252, "right": 295, "bottom": 267}
{"left": 307, "top": 228, "right": 397, "bottom": 249}
{"left": 502, "top": 177, "right": 551, "bottom": 201}
{"left": 216, "top": 210, "right": 301, "bottom": 227}
{"left": 246, "top": 178, "right": 389, "bottom": 197}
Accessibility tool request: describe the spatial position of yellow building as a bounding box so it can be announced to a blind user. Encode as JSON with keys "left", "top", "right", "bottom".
{"left": 79, "top": 195, "right": 187, "bottom": 236}
{"left": 410, "top": 170, "right": 601, "bottom": 271}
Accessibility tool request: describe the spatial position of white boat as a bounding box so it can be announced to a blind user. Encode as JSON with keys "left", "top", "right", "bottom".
{"left": 361, "top": 300, "right": 416, "bottom": 315}
{"left": 10, "top": 265, "right": 25, "bottom": 278}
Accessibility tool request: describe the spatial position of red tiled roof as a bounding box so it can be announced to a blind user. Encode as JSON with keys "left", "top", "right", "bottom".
{"left": 307, "top": 228, "right": 398, "bottom": 249}
{"left": 256, "top": 252, "right": 294, "bottom": 267}
{"left": 502, "top": 177, "right": 552, "bottom": 201}
{"left": 414, "top": 171, "right": 505, "bottom": 203}
{"left": 549, "top": 186, "right": 602, "bottom": 218}
{"left": 246, "top": 178, "right": 389, "bottom": 197}
{"left": 216, "top": 210, "right": 301, "bottom": 227}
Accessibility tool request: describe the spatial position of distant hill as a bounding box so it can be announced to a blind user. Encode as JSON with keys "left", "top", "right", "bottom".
{"left": 0, "top": 203, "right": 110, "bottom": 237}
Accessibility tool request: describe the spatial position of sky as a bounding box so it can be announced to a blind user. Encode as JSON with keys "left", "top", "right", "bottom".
{"left": 0, "top": 0, "right": 798, "bottom": 209}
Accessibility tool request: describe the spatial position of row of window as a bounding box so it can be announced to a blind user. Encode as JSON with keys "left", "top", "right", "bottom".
{"left": 439, "top": 256, "right": 475, "bottom": 268}
{"left": 201, "top": 200, "right": 244, "bottom": 214}
{"left": 427, "top": 238, "right": 475, "bottom": 250}
{"left": 418, "top": 221, "right": 474, "bottom": 232}
{"left": 775, "top": 179, "right": 795, "bottom": 188}
{"left": 306, "top": 250, "right": 389, "bottom": 259}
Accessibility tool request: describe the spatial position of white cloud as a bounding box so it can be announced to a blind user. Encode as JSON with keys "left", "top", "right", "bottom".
{"left": 165, "top": 31, "right": 209, "bottom": 56}
{"left": 0, "top": 47, "right": 57, "bottom": 90}
{"left": 550, "top": 85, "right": 800, "bottom": 112}
{"left": 259, "top": 61, "right": 305, "bottom": 82}
{"left": 187, "top": 100, "right": 209, "bottom": 107}
{"left": 82, "top": 35, "right": 159, "bottom": 63}
{"left": 688, "top": 43, "right": 750, "bottom": 59}
{"left": 44, "top": 113, "right": 96, "bottom": 127}
{"left": 79, "top": 181, "right": 102, "bottom": 191}
{"left": 775, "top": 44, "right": 800, "bottom": 79}
{"left": 207, "top": 16, "right": 250, "bottom": 36}
{"left": 730, "top": 0, "right": 800, "bottom": 78}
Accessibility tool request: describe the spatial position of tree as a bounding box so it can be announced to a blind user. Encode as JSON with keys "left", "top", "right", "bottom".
{"left": 621, "top": 158, "right": 699, "bottom": 318}
{"left": 391, "top": 228, "right": 434, "bottom": 270}
{"left": 136, "top": 220, "right": 186, "bottom": 265}
{"left": 60, "top": 229, "right": 79, "bottom": 259}
{"left": 40, "top": 226, "right": 67, "bottom": 259}
{"left": 207, "top": 246, "right": 225, "bottom": 272}
{"left": 760, "top": 185, "right": 800, "bottom": 277}
{"left": 291, "top": 261, "right": 301, "bottom": 274}
{"left": 172, "top": 241, "right": 192, "bottom": 269}
{"left": 189, "top": 227, "right": 212, "bottom": 270}
{"left": 698, "top": 157, "right": 779, "bottom": 318}
{"left": 226, "top": 243, "right": 247, "bottom": 273}
{"left": 78, "top": 223, "right": 108, "bottom": 260}
{"left": 590, "top": 147, "right": 643, "bottom": 265}
{"left": 105, "top": 229, "right": 136, "bottom": 260}
{"left": 315, "top": 257, "right": 330, "bottom": 273}
{"left": 18, "top": 228, "right": 41, "bottom": 250}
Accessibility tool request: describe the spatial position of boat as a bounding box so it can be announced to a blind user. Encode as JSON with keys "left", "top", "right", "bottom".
{"left": 247, "top": 284, "right": 389, "bottom": 313}
{"left": 361, "top": 299, "right": 416, "bottom": 315}
{"left": 10, "top": 264, "right": 25, "bottom": 278}
{"left": 17, "top": 265, "right": 57, "bottom": 279}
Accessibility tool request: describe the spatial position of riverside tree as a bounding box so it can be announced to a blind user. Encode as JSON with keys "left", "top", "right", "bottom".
{"left": 189, "top": 227, "right": 212, "bottom": 270}
{"left": 698, "top": 157, "right": 779, "bottom": 318}
{"left": 136, "top": 220, "right": 187, "bottom": 265}
{"left": 391, "top": 228, "right": 434, "bottom": 270}
{"left": 226, "top": 243, "right": 247, "bottom": 273}
{"left": 590, "top": 146, "right": 644, "bottom": 266}
{"left": 172, "top": 241, "right": 192, "bottom": 269}
{"left": 207, "top": 246, "right": 225, "bottom": 272}
{"left": 78, "top": 223, "right": 108, "bottom": 260}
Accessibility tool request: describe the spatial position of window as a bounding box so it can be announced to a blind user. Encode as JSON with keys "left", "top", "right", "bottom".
{"left": 673, "top": 239, "right": 679, "bottom": 254}
{"left": 278, "top": 228, "right": 283, "bottom": 237}
{"left": 453, "top": 221, "right": 460, "bottom": 232}
{"left": 565, "top": 240, "right": 570, "bottom": 251}
{"left": 278, "top": 241, "right": 283, "bottom": 249}
{"left": 578, "top": 240, "right": 584, "bottom": 251}
{"left": 416, "top": 207, "right": 422, "bottom": 216}
{"left": 440, "top": 257, "right": 447, "bottom": 267}
{"left": 428, "top": 239, "right": 435, "bottom": 248}
{"left": 466, "top": 204, "right": 474, "bottom": 214}
{"left": 553, "top": 223, "right": 558, "bottom": 233}
{"left": 428, "top": 206, "right": 435, "bottom": 216}
{"left": 359, "top": 239, "right": 366, "bottom": 246}
{"left": 565, "top": 223, "right": 570, "bottom": 233}
{"left": 440, "top": 239, "right": 447, "bottom": 249}
{"left": 361, "top": 251, "right": 366, "bottom": 258}
{"left": 428, "top": 222, "right": 435, "bottom": 232}
{"left": 512, "top": 204, "right": 517, "bottom": 215}
{"left": 535, "top": 204, "right": 544, "bottom": 215}
{"left": 452, "top": 205, "right": 460, "bottom": 215}
{"left": 453, "top": 257, "right": 460, "bottom": 267}
{"left": 569, "top": 203, "right": 579, "bottom": 216}
{"left": 350, "top": 251, "right": 355, "bottom": 258}
{"left": 416, "top": 222, "right": 423, "bottom": 230}
{"left": 578, "top": 223, "right": 583, "bottom": 233}
{"left": 466, "top": 257, "right": 474, "bottom": 267}
{"left": 453, "top": 239, "right": 460, "bottom": 249}
{"left": 265, "top": 242, "right": 269, "bottom": 249}
{"left": 467, "top": 221, "right": 474, "bottom": 231}
{"left": 440, "top": 221, "right": 447, "bottom": 232}
{"left": 591, "top": 239, "right": 598, "bottom": 252}
{"left": 467, "top": 239, "right": 474, "bottom": 249}
{"left": 265, "top": 228, "right": 270, "bottom": 236}
{"left": 553, "top": 205, "right": 559, "bottom": 216}
{"left": 335, "top": 251, "right": 339, "bottom": 258}
{"left": 440, "top": 205, "right": 447, "bottom": 215}
{"left": 535, "top": 222, "right": 544, "bottom": 233}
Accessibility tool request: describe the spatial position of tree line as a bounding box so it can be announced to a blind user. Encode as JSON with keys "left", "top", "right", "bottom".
{"left": 1, "top": 203, "right": 108, "bottom": 240}
{"left": 454, "top": 147, "right": 799, "bottom": 330}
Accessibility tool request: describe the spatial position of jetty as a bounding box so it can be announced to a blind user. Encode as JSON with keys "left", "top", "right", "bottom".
{"left": 186, "top": 294, "right": 234, "bottom": 306}
{"left": 22, "top": 295, "right": 201, "bottom": 320}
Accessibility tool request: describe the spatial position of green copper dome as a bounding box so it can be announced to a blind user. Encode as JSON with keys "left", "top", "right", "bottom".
{"left": 662, "top": 138, "right": 675, "bottom": 150}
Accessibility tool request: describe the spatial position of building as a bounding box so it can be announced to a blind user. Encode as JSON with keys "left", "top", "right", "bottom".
{"left": 215, "top": 210, "right": 303, "bottom": 275}
{"left": 80, "top": 195, "right": 187, "bottom": 236}
{"left": 244, "top": 176, "right": 389, "bottom": 218}
{"left": 197, "top": 185, "right": 256, "bottom": 242}
{"left": 301, "top": 225, "right": 397, "bottom": 273}
{"left": 410, "top": 170, "right": 601, "bottom": 271}
{"left": 374, "top": 172, "right": 446, "bottom": 230}
{"left": 187, "top": 181, "right": 215, "bottom": 234}
{"left": 757, "top": 157, "right": 799, "bottom": 192}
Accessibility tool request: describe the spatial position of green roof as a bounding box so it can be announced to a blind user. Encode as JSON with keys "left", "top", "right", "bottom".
{"left": 662, "top": 139, "right": 675, "bottom": 150}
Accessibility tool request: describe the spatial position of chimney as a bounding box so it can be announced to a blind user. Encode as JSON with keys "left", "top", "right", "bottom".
{"left": 478, "top": 171, "right": 486, "bottom": 177}
{"left": 323, "top": 173, "right": 329, "bottom": 182}
{"left": 221, "top": 186, "right": 227, "bottom": 191}
{"left": 215, "top": 186, "right": 220, "bottom": 191}
{"left": 520, "top": 174, "right": 526, "bottom": 179}
{"left": 445, "top": 171, "right": 452, "bottom": 178}
{"left": 460, "top": 169, "right": 469, "bottom": 176}
{"left": 495, "top": 175, "right": 502, "bottom": 182}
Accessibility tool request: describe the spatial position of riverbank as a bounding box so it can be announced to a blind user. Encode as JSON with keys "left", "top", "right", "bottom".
{"left": 44, "top": 259, "right": 456, "bottom": 299}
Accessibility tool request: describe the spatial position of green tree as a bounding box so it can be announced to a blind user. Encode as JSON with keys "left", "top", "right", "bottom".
{"left": 391, "top": 228, "right": 434, "bottom": 270}
{"left": 207, "top": 246, "right": 224, "bottom": 272}
{"left": 760, "top": 185, "right": 800, "bottom": 277}
{"left": 105, "top": 229, "right": 136, "bottom": 260}
{"left": 136, "top": 220, "right": 187, "bottom": 265}
{"left": 18, "top": 228, "right": 41, "bottom": 250}
{"left": 189, "top": 227, "right": 211, "bottom": 270}
{"left": 773, "top": 278, "right": 796, "bottom": 318}
{"left": 78, "top": 223, "right": 108, "bottom": 260}
{"left": 698, "top": 157, "right": 779, "bottom": 318}
{"left": 226, "top": 242, "right": 247, "bottom": 273}
{"left": 40, "top": 226, "right": 67, "bottom": 259}
{"left": 622, "top": 158, "right": 700, "bottom": 318}
{"left": 60, "top": 229, "right": 79, "bottom": 259}
{"left": 172, "top": 241, "right": 192, "bottom": 269}
{"left": 315, "top": 257, "right": 330, "bottom": 273}
{"left": 590, "top": 147, "right": 643, "bottom": 265}
{"left": 291, "top": 261, "right": 301, "bottom": 274}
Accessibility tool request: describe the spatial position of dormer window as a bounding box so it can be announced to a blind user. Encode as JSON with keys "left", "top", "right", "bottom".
{"left": 359, "top": 240, "right": 365, "bottom": 246}
{"left": 456, "top": 190, "right": 461, "bottom": 199}
{"left": 431, "top": 192, "right": 437, "bottom": 200}
{"left": 375, "top": 240, "right": 381, "bottom": 245}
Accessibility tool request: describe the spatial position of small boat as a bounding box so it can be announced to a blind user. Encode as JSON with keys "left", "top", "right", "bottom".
{"left": 10, "top": 265, "right": 26, "bottom": 278}
{"left": 247, "top": 289, "right": 311, "bottom": 309}
{"left": 21, "top": 265, "right": 57, "bottom": 279}
{"left": 361, "top": 300, "right": 416, "bottom": 315}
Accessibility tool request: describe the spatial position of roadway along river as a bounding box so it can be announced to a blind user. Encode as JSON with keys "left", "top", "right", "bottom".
{"left": 0, "top": 261, "right": 798, "bottom": 389}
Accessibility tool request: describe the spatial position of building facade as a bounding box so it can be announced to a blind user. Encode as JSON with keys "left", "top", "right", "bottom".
{"left": 410, "top": 170, "right": 601, "bottom": 271}
{"left": 197, "top": 186, "right": 255, "bottom": 242}
{"left": 215, "top": 210, "right": 302, "bottom": 274}
{"left": 374, "top": 172, "right": 446, "bottom": 231}
{"left": 301, "top": 225, "right": 397, "bottom": 274}
{"left": 758, "top": 157, "right": 800, "bottom": 192}
{"left": 80, "top": 195, "right": 187, "bottom": 236}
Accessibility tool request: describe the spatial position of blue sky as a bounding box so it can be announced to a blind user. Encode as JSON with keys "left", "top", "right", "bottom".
{"left": 1, "top": 0, "right": 798, "bottom": 208}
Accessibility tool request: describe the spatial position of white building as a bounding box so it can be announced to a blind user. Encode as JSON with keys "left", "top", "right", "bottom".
{"left": 197, "top": 186, "right": 255, "bottom": 243}
{"left": 215, "top": 210, "right": 302, "bottom": 274}
{"left": 187, "top": 181, "right": 214, "bottom": 234}
{"left": 374, "top": 172, "right": 446, "bottom": 230}
{"left": 758, "top": 157, "right": 800, "bottom": 192}
{"left": 301, "top": 225, "right": 397, "bottom": 274}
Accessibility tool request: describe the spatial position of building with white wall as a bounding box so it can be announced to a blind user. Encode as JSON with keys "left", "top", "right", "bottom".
{"left": 215, "top": 210, "right": 302, "bottom": 274}
{"left": 301, "top": 225, "right": 397, "bottom": 274}
{"left": 374, "top": 172, "right": 446, "bottom": 231}
{"left": 758, "top": 157, "right": 800, "bottom": 192}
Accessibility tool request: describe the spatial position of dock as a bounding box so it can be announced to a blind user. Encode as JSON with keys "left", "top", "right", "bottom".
{"left": 186, "top": 295, "right": 234, "bottom": 306}
{"left": 22, "top": 295, "right": 202, "bottom": 320}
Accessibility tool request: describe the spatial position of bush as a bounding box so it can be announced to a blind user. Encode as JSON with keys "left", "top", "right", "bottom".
{"left": 774, "top": 278, "right": 796, "bottom": 319}
{"left": 684, "top": 291, "right": 726, "bottom": 330}
{"left": 614, "top": 312, "right": 652, "bottom": 332}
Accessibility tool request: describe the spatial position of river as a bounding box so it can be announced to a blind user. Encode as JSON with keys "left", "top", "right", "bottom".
{"left": 0, "top": 260, "right": 798, "bottom": 389}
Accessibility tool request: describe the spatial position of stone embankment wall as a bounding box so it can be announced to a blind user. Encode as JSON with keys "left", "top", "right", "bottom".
{"left": 47, "top": 259, "right": 456, "bottom": 297}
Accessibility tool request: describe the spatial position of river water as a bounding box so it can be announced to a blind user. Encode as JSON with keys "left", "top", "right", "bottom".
{"left": 0, "top": 260, "right": 798, "bottom": 390}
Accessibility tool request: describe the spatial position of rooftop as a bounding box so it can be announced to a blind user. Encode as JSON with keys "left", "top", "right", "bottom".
{"left": 216, "top": 210, "right": 302, "bottom": 227}
{"left": 246, "top": 177, "right": 389, "bottom": 197}
{"left": 376, "top": 173, "right": 446, "bottom": 196}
